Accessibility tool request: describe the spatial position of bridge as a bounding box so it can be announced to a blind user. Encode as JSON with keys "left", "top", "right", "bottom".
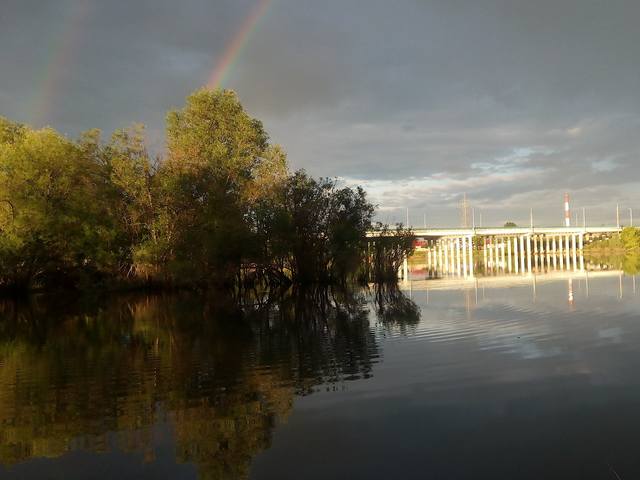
{"left": 367, "top": 225, "right": 621, "bottom": 238}
{"left": 367, "top": 225, "right": 622, "bottom": 280}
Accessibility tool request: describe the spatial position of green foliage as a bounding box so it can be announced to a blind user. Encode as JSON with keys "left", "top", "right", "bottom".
{"left": 586, "top": 228, "right": 640, "bottom": 254}
{"left": 0, "top": 125, "right": 114, "bottom": 289}
{"left": 0, "top": 89, "right": 400, "bottom": 291}
{"left": 504, "top": 221, "right": 517, "bottom": 228}
{"left": 620, "top": 227, "right": 640, "bottom": 250}
{"left": 254, "top": 171, "right": 375, "bottom": 284}
{"left": 369, "top": 223, "right": 415, "bottom": 282}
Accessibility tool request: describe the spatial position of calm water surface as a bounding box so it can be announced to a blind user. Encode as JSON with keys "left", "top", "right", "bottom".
{"left": 1, "top": 262, "right": 640, "bottom": 479}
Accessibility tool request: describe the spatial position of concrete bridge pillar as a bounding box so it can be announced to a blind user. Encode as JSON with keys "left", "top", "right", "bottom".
{"left": 468, "top": 235, "right": 474, "bottom": 276}
{"left": 483, "top": 237, "right": 488, "bottom": 272}
{"left": 456, "top": 237, "right": 462, "bottom": 276}
{"left": 443, "top": 239, "right": 449, "bottom": 274}
{"left": 461, "top": 236, "right": 468, "bottom": 276}
{"left": 450, "top": 238, "right": 456, "bottom": 273}
{"left": 513, "top": 236, "right": 520, "bottom": 273}
{"left": 403, "top": 255, "right": 409, "bottom": 280}
{"left": 487, "top": 237, "right": 494, "bottom": 271}
{"left": 565, "top": 235, "right": 571, "bottom": 268}
{"left": 507, "top": 236, "right": 513, "bottom": 272}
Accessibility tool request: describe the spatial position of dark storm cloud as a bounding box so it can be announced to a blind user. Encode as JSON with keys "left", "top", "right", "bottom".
{"left": 1, "top": 0, "right": 639, "bottom": 225}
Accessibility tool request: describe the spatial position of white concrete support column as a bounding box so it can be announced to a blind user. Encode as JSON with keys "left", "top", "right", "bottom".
{"left": 488, "top": 237, "right": 495, "bottom": 271}
{"left": 443, "top": 239, "right": 449, "bottom": 274}
{"left": 468, "top": 236, "right": 474, "bottom": 277}
{"left": 507, "top": 236, "right": 513, "bottom": 272}
{"left": 572, "top": 234, "right": 578, "bottom": 271}
{"left": 533, "top": 236, "right": 539, "bottom": 256}
{"left": 456, "top": 237, "right": 462, "bottom": 276}
{"left": 501, "top": 238, "right": 506, "bottom": 271}
{"left": 520, "top": 236, "right": 526, "bottom": 273}
{"left": 461, "top": 236, "right": 468, "bottom": 277}
{"left": 482, "top": 237, "right": 488, "bottom": 271}
{"left": 403, "top": 255, "right": 409, "bottom": 281}
{"left": 438, "top": 241, "right": 444, "bottom": 272}
{"left": 559, "top": 236, "right": 565, "bottom": 269}
{"left": 526, "top": 235, "right": 532, "bottom": 273}
{"left": 432, "top": 244, "right": 437, "bottom": 271}
{"left": 579, "top": 233, "right": 584, "bottom": 251}
{"left": 513, "top": 236, "right": 520, "bottom": 274}
{"left": 450, "top": 238, "right": 456, "bottom": 273}
{"left": 565, "top": 235, "right": 571, "bottom": 268}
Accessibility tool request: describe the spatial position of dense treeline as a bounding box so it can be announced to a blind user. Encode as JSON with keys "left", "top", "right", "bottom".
{"left": 586, "top": 227, "right": 640, "bottom": 253}
{"left": 0, "top": 89, "right": 412, "bottom": 292}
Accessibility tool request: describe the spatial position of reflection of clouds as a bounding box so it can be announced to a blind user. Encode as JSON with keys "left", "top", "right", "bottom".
{"left": 598, "top": 327, "right": 623, "bottom": 344}
{"left": 376, "top": 276, "right": 640, "bottom": 394}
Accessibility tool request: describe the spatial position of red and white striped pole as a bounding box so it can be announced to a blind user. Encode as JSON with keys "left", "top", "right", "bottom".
{"left": 564, "top": 193, "right": 571, "bottom": 227}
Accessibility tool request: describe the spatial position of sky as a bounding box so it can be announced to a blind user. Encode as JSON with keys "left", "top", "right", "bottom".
{"left": 1, "top": 0, "right": 639, "bottom": 227}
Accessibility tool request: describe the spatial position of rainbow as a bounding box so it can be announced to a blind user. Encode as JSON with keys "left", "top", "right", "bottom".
{"left": 208, "top": 0, "right": 272, "bottom": 88}
{"left": 29, "top": 0, "right": 92, "bottom": 126}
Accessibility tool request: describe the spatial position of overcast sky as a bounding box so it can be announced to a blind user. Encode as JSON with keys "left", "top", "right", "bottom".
{"left": 1, "top": 0, "right": 639, "bottom": 226}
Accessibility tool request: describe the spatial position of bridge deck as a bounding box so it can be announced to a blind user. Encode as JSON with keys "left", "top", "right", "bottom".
{"left": 367, "top": 226, "right": 621, "bottom": 238}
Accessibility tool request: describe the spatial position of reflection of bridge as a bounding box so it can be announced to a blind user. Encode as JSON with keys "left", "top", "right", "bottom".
{"left": 404, "top": 269, "right": 623, "bottom": 291}
{"left": 367, "top": 226, "right": 621, "bottom": 279}
{"left": 400, "top": 269, "right": 631, "bottom": 307}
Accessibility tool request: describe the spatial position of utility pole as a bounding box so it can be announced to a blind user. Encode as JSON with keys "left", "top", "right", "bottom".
{"left": 459, "top": 193, "right": 470, "bottom": 228}
{"left": 630, "top": 208, "right": 634, "bottom": 228}
{"left": 472, "top": 208, "right": 476, "bottom": 229}
{"left": 530, "top": 208, "right": 534, "bottom": 229}
{"left": 583, "top": 207, "right": 586, "bottom": 228}
{"left": 423, "top": 212, "right": 427, "bottom": 228}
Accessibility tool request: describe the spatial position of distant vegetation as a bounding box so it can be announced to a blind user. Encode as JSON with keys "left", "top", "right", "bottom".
{"left": 0, "top": 89, "right": 412, "bottom": 292}
{"left": 504, "top": 221, "right": 517, "bottom": 228}
{"left": 585, "top": 227, "right": 640, "bottom": 275}
{"left": 586, "top": 227, "right": 640, "bottom": 253}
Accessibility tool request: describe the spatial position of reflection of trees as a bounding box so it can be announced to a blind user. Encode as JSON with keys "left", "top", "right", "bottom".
{"left": 585, "top": 252, "right": 640, "bottom": 275}
{"left": 374, "top": 285, "right": 421, "bottom": 327}
{"left": 0, "top": 289, "right": 380, "bottom": 478}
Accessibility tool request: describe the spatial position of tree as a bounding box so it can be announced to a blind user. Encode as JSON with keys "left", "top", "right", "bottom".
{"left": 0, "top": 125, "right": 113, "bottom": 289}
{"left": 504, "top": 221, "right": 517, "bottom": 228}
{"left": 369, "top": 223, "right": 415, "bottom": 282}
{"left": 160, "top": 88, "right": 281, "bottom": 285}
{"left": 620, "top": 227, "right": 640, "bottom": 251}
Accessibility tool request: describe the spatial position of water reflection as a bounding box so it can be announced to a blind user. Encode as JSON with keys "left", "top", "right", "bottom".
{"left": 2, "top": 268, "right": 640, "bottom": 478}
{"left": 0, "top": 288, "right": 414, "bottom": 479}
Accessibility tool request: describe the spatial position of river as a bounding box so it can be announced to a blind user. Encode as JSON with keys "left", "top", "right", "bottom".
{"left": 0, "top": 256, "right": 639, "bottom": 479}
